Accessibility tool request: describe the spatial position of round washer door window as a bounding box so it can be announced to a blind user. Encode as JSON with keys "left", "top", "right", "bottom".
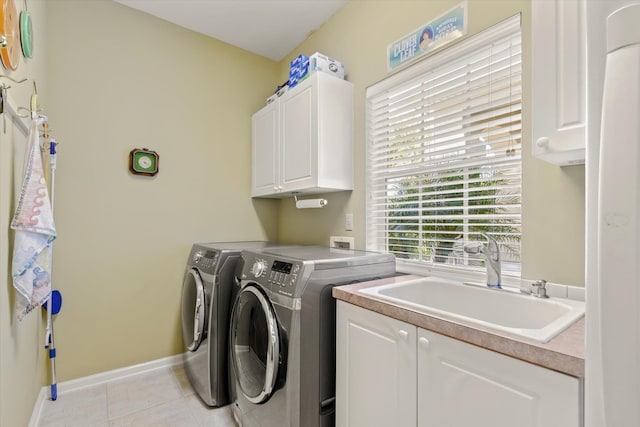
{"left": 230, "top": 284, "right": 280, "bottom": 404}
{"left": 181, "top": 268, "right": 206, "bottom": 351}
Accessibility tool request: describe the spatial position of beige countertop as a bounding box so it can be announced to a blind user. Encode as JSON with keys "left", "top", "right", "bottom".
{"left": 332, "top": 274, "right": 585, "bottom": 378}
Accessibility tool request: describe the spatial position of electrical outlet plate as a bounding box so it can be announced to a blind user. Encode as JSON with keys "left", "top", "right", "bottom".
{"left": 345, "top": 213, "right": 354, "bottom": 231}
{"left": 330, "top": 236, "right": 355, "bottom": 249}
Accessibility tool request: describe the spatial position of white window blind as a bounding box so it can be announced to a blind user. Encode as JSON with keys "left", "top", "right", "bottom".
{"left": 366, "top": 15, "right": 522, "bottom": 277}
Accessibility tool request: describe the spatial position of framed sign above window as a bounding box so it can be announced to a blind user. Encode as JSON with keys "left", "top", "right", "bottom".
{"left": 387, "top": 1, "right": 468, "bottom": 72}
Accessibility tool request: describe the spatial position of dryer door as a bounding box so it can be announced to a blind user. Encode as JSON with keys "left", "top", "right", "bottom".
{"left": 181, "top": 268, "right": 207, "bottom": 351}
{"left": 230, "top": 284, "right": 281, "bottom": 404}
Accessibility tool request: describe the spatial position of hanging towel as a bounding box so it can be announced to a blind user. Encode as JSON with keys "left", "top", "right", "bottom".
{"left": 11, "top": 118, "right": 57, "bottom": 321}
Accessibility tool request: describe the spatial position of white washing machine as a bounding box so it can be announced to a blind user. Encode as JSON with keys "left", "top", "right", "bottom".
{"left": 229, "top": 246, "right": 397, "bottom": 426}
{"left": 180, "top": 241, "right": 281, "bottom": 407}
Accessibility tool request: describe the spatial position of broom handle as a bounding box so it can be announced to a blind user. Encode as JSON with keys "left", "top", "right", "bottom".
{"left": 48, "top": 138, "right": 58, "bottom": 401}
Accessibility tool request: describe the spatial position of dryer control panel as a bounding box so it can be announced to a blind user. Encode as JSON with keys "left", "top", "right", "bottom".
{"left": 193, "top": 250, "right": 217, "bottom": 265}
{"left": 190, "top": 248, "right": 220, "bottom": 274}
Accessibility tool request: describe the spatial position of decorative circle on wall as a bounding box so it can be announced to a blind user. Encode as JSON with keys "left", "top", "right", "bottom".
{"left": 0, "top": 0, "right": 21, "bottom": 70}
{"left": 19, "top": 7, "right": 32, "bottom": 58}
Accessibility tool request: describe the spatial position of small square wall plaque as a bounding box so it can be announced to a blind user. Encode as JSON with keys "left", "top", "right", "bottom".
{"left": 129, "top": 148, "right": 159, "bottom": 176}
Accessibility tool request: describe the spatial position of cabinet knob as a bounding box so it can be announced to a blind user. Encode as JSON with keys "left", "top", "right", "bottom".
{"left": 419, "top": 337, "right": 430, "bottom": 348}
{"left": 536, "top": 137, "right": 550, "bottom": 149}
{"left": 398, "top": 330, "right": 409, "bottom": 340}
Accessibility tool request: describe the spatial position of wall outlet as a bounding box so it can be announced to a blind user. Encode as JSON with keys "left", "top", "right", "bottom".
{"left": 345, "top": 213, "right": 354, "bottom": 231}
{"left": 330, "top": 236, "right": 355, "bottom": 249}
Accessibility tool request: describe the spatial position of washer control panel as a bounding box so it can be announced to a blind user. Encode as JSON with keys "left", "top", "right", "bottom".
{"left": 241, "top": 253, "right": 304, "bottom": 297}
{"left": 267, "top": 259, "right": 302, "bottom": 295}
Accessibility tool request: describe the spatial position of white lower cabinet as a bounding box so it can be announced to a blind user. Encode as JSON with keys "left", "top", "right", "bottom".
{"left": 336, "top": 301, "right": 417, "bottom": 427}
{"left": 417, "top": 328, "right": 581, "bottom": 427}
{"left": 336, "top": 302, "right": 582, "bottom": 427}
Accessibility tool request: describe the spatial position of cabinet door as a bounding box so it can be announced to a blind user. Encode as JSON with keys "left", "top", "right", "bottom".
{"left": 417, "top": 329, "right": 581, "bottom": 427}
{"left": 532, "top": 0, "right": 586, "bottom": 165}
{"left": 280, "top": 78, "right": 317, "bottom": 192}
{"left": 336, "top": 302, "right": 417, "bottom": 427}
{"left": 251, "top": 101, "right": 279, "bottom": 197}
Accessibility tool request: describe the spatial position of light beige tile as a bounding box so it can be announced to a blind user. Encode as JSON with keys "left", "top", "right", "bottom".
{"left": 38, "top": 384, "right": 108, "bottom": 427}
{"left": 108, "top": 397, "right": 199, "bottom": 427}
{"left": 106, "top": 368, "right": 184, "bottom": 420}
{"left": 35, "top": 364, "right": 231, "bottom": 426}
{"left": 185, "top": 394, "right": 237, "bottom": 427}
{"left": 41, "top": 422, "right": 110, "bottom": 427}
{"left": 171, "top": 364, "right": 195, "bottom": 396}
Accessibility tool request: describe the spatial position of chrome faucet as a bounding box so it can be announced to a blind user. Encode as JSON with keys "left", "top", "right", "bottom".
{"left": 463, "top": 232, "right": 501, "bottom": 288}
{"left": 530, "top": 279, "right": 549, "bottom": 298}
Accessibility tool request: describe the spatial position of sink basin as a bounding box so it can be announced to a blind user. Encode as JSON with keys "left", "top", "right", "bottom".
{"left": 359, "top": 276, "right": 585, "bottom": 343}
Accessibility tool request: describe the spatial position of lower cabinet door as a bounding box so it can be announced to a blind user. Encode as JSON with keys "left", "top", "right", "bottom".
{"left": 417, "top": 328, "right": 581, "bottom": 427}
{"left": 336, "top": 301, "right": 417, "bottom": 427}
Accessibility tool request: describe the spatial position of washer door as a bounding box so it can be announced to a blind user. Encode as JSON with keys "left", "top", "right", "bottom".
{"left": 181, "top": 268, "right": 206, "bottom": 351}
{"left": 230, "top": 284, "right": 281, "bottom": 404}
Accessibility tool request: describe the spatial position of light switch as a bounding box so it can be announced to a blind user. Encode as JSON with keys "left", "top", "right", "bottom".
{"left": 346, "top": 213, "right": 353, "bottom": 231}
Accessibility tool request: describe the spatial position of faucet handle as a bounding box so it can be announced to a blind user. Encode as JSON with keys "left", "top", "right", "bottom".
{"left": 463, "top": 241, "right": 483, "bottom": 255}
{"left": 479, "top": 232, "right": 500, "bottom": 258}
{"left": 531, "top": 279, "right": 549, "bottom": 298}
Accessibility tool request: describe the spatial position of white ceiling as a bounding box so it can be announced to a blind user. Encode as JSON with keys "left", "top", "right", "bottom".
{"left": 114, "top": 0, "right": 349, "bottom": 61}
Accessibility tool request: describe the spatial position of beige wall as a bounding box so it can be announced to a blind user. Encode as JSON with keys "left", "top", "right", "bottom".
{"left": 43, "top": 0, "right": 279, "bottom": 382}
{"left": 0, "top": 1, "right": 49, "bottom": 426}
{"left": 275, "top": 0, "right": 585, "bottom": 286}
{"left": 2, "top": 2, "right": 587, "bottom": 420}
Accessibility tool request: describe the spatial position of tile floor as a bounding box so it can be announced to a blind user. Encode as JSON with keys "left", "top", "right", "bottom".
{"left": 37, "top": 364, "right": 237, "bottom": 427}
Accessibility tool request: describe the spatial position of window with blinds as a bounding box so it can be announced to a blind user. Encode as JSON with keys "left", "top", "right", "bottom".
{"left": 366, "top": 15, "right": 522, "bottom": 277}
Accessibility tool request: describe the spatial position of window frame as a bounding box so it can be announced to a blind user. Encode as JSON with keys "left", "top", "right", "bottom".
{"left": 365, "top": 14, "right": 523, "bottom": 286}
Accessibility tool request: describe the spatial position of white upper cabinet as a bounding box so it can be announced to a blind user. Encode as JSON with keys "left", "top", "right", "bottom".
{"left": 252, "top": 101, "right": 280, "bottom": 196}
{"left": 251, "top": 72, "right": 353, "bottom": 198}
{"left": 532, "top": 0, "right": 586, "bottom": 166}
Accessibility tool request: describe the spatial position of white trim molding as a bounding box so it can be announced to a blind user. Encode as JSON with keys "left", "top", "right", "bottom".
{"left": 28, "top": 353, "right": 185, "bottom": 427}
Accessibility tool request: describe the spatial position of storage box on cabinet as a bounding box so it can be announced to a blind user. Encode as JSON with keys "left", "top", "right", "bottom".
{"left": 251, "top": 72, "right": 353, "bottom": 198}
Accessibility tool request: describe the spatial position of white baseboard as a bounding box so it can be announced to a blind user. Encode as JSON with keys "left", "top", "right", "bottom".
{"left": 54, "top": 353, "right": 184, "bottom": 394}
{"left": 28, "top": 388, "right": 49, "bottom": 427}
{"left": 28, "top": 353, "right": 185, "bottom": 427}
